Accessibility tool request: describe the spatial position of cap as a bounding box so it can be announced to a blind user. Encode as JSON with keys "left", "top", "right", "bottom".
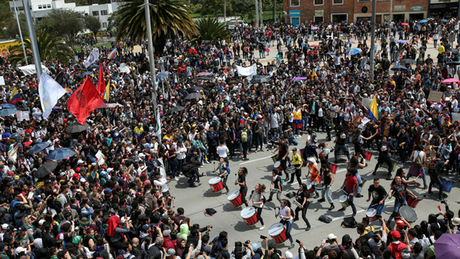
{"left": 17, "top": 225, "right": 26, "bottom": 233}
{"left": 141, "top": 224, "right": 150, "bottom": 232}
{"left": 285, "top": 251, "right": 293, "bottom": 259}
{"left": 15, "top": 247, "right": 27, "bottom": 255}
{"left": 401, "top": 248, "right": 411, "bottom": 259}
{"left": 391, "top": 230, "right": 401, "bottom": 239}
{"left": 38, "top": 219, "right": 46, "bottom": 226}
{"left": 163, "top": 229, "right": 171, "bottom": 236}
{"left": 452, "top": 217, "right": 460, "bottom": 226}
{"left": 396, "top": 219, "right": 405, "bottom": 229}
{"left": 1, "top": 224, "right": 9, "bottom": 230}
{"left": 327, "top": 233, "right": 337, "bottom": 240}
{"left": 166, "top": 249, "right": 176, "bottom": 256}
{"left": 203, "top": 246, "right": 212, "bottom": 254}
{"left": 73, "top": 173, "right": 80, "bottom": 179}
{"left": 251, "top": 243, "right": 258, "bottom": 251}
{"left": 77, "top": 159, "right": 85, "bottom": 164}
{"left": 292, "top": 147, "right": 297, "bottom": 151}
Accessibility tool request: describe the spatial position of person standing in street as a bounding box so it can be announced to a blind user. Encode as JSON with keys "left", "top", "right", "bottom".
{"left": 339, "top": 168, "right": 359, "bottom": 217}
{"left": 249, "top": 183, "right": 266, "bottom": 230}
{"left": 235, "top": 167, "right": 249, "bottom": 206}
{"left": 318, "top": 164, "right": 334, "bottom": 211}
{"left": 366, "top": 178, "right": 387, "bottom": 220}
{"left": 273, "top": 136, "right": 290, "bottom": 181}
{"left": 214, "top": 157, "right": 230, "bottom": 193}
{"left": 288, "top": 148, "right": 302, "bottom": 185}
{"left": 275, "top": 199, "right": 295, "bottom": 249}
{"left": 387, "top": 175, "right": 418, "bottom": 225}
{"left": 293, "top": 183, "right": 311, "bottom": 231}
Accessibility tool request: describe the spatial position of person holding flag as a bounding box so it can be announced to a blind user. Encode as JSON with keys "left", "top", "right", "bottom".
{"left": 8, "top": 87, "right": 21, "bottom": 104}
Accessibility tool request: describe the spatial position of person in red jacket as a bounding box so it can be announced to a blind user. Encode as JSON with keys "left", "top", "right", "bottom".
{"left": 388, "top": 231, "right": 407, "bottom": 259}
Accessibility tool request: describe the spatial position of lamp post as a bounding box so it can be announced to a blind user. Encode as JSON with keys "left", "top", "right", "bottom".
{"left": 370, "top": 0, "right": 376, "bottom": 81}
{"left": 22, "top": 0, "right": 41, "bottom": 77}
{"left": 255, "top": 0, "right": 259, "bottom": 29}
{"left": 12, "top": 0, "right": 28, "bottom": 65}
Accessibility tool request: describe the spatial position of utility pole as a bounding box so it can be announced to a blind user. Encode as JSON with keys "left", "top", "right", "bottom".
{"left": 12, "top": 0, "right": 28, "bottom": 65}
{"left": 255, "top": 0, "right": 259, "bottom": 29}
{"left": 22, "top": 0, "right": 41, "bottom": 77}
{"left": 143, "top": 0, "right": 159, "bottom": 136}
{"left": 370, "top": 0, "right": 376, "bottom": 81}
{"left": 260, "top": 0, "right": 263, "bottom": 27}
{"left": 274, "top": 0, "right": 276, "bottom": 23}
{"left": 224, "top": 0, "right": 226, "bottom": 23}
{"left": 389, "top": 0, "right": 393, "bottom": 23}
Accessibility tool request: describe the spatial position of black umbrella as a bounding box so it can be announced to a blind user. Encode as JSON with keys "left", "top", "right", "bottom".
{"left": 185, "top": 93, "right": 203, "bottom": 100}
{"left": 35, "top": 161, "right": 58, "bottom": 179}
{"left": 448, "top": 61, "right": 460, "bottom": 65}
{"left": 165, "top": 106, "right": 185, "bottom": 115}
{"left": 187, "top": 86, "right": 204, "bottom": 93}
{"left": 400, "top": 59, "right": 416, "bottom": 64}
{"left": 28, "top": 142, "right": 51, "bottom": 155}
{"left": 66, "top": 122, "right": 90, "bottom": 133}
{"left": 451, "top": 49, "right": 459, "bottom": 55}
{"left": 198, "top": 76, "right": 213, "bottom": 81}
{"left": 251, "top": 75, "right": 270, "bottom": 83}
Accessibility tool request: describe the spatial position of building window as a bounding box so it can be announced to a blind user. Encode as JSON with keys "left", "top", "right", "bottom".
{"left": 101, "top": 10, "right": 108, "bottom": 15}
{"left": 102, "top": 22, "right": 107, "bottom": 28}
{"left": 314, "top": 16, "right": 324, "bottom": 22}
{"left": 38, "top": 5, "right": 42, "bottom": 9}
{"left": 290, "top": 0, "right": 300, "bottom": 6}
{"left": 92, "top": 11, "right": 99, "bottom": 16}
{"left": 47, "top": 4, "right": 51, "bottom": 8}
{"left": 333, "top": 0, "right": 343, "bottom": 4}
{"left": 314, "top": 0, "right": 324, "bottom": 6}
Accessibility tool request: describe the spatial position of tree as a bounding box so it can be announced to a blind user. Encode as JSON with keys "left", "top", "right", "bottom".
{"left": 114, "top": 0, "right": 197, "bottom": 53}
{"left": 84, "top": 15, "right": 101, "bottom": 41}
{"left": 3, "top": 13, "right": 27, "bottom": 40}
{"left": 192, "top": 17, "right": 231, "bottom": 44}
{"left": 8, "top": 28, "right": 74, "bottom": 66}
{"left": 36, "top": 9, "right": 84, "bottom": 47}
{"left": 230, "top": 0, "right": 253, "bottom": 19}
{"left": 0, "top": 0, "right": 14, "bottom": 39}
{"left": 199, "top": 0, "right": 232, "bottom": 18}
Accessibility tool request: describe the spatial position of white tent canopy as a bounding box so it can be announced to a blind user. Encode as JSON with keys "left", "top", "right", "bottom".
{"left": 18, "top": 64, "right": 50, "bottom": 76}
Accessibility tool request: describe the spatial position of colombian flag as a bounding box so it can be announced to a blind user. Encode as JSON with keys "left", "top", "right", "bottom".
{"left": 107, "top": 49, "right": 117, "bottom": 59}
{"left": 104, "top": 80, "right": 110, "bottom": 102}
{"left": 369, "top": 96, "right": 379, "bottom": 120}
{"left": 8, "top": 87, "right": 21, "bottom": 104}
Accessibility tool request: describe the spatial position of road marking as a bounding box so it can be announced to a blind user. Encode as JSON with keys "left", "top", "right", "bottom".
{"left": 239, "top": 155, "right": 273, "bottom": 165}
{"left": 289, "top": 169, "right": 347, "bottom": 186}
{"left": 330, "top": 199, "right": 395, "bottom": 221}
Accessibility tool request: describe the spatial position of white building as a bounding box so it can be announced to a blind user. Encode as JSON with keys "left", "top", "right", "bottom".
{"left": 9, "top": 0, "right": 122, "bottom": 29}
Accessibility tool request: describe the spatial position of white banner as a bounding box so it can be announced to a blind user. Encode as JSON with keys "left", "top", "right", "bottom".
{"left": 236, "top": 64, "right": 257, "bottom": 76}
{"left": 17, "top": 110, "right": 30, "bottom": 121}
{"left": 18, "top": 64, "right": 50, "bottom": 76}
{"left": 0, "top": 76, "right": 4, "bottom": 86}
{"left": 83, "top": 48, "right": 100, "bottom": 68}
{"left": 39, "top": 73, "right": 66, "bottom": 120}
{"left": 362, "top": 98, "right": 372, "bottom": 108}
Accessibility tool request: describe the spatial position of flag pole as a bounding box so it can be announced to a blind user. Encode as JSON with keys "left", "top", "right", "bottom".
{"left": 22, "top": 0, "right": 42, "bottom": 77}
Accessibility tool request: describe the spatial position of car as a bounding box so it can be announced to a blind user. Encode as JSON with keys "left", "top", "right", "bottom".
{"left": 228, "top": 20, "right": 247, "bottom": 30}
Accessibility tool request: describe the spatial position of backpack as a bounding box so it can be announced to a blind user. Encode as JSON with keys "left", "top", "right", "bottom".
{"left": 428, "top": 159, "right": 438, "bottom": 175}
{"left": 319, "top": 151, "right": 327, "bottom": 160}
{"left": 241, "top": 130, "right": 248, "bottom": 143}
{"left": 341, "top": 217, "right": 357, "bottom": 228}
{"left": 87, "top": 171, "right": 98, "bottom": 183}
{"left": 414, "top": 152, "right": 423, "bottom": 167}
{"left": 318, "top": 215, "right": 332, "bottom": 223}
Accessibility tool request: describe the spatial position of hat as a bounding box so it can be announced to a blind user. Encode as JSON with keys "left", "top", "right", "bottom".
{"left": 104, "top": 188, "right": 112, "bottom": 193}
{"left": 401, "top": 248, "right": 411, "bottom": 259}
{"left": 77, "top": 159, "right": 85, "bottom": 164}
{"left": 391, "top": 230, "right": 401, "bottom": 239}
{"left": 80, "top": 217, "right": 89, "bottom": 226}
{"left": 73, "top": 173, "right": 80, "bottom": 179}
{"left": 54, "top": 197, "right": 62, "bottom": 203}
{"left": 17, "top": 225, "right": 26, "bottom": 233}
{"left": 251, "top": 243, "right": 258, "bottom": 251}
{"left": 15, "top": 247, "right": 27, "bottom": 255}
{"left": 141, "top": 224, "right": 151, "bottom": 232}
{"left": 327, "top": 233, "right": 337, "bottom": 240}
{"left": 203, "top": 246, "right": 212, "bottom": 254}
{"left": 396, "top": 220, "right": 405, "bottom": 229}
{"left": 292, "top": 147, "right": 297, "bottom": 151}
{"left": 1, "top": 224, "right": 9, "bottom": 230}
{"left": 166, "top": 249, "right": 176, "bottom": 256}
{"left": 163, "top": 229, "right": 171, "bottom": 236}
{"left": 38, "top": 219, "right": 46, "bottom": 226}
{"left": 308, "top": 157, "right": 316, "bottom": 164}
{"left": 452, "top": 217, "right": 460, "bottom": 225}
{"left": 433, "top": 129, "right": 439, "bottom": 133}
{"left": 285, "top": 251, "right": 293, "bottom": 259}
{"left": 72, "top": 235, "right": 82, "bottom": 244}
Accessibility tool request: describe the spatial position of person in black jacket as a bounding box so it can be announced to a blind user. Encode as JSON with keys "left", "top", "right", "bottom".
{"left": 428, "top": 152, "right": 446, "bottom": 201}
{"left": 373, "top": 136, "right": 395, "bottom": 180}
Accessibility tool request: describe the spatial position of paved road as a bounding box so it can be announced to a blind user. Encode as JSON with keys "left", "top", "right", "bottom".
{"left": 168, "top": 130, "right": 459, "bottom": 250}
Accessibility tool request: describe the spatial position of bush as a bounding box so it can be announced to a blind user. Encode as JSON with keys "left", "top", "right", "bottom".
{"left": 192, "top": 4, "right": 202, "bottom": 14}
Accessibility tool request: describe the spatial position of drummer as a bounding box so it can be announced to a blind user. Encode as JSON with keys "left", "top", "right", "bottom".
{"left": 267, "top": 169, "right": 282, "bottom": 203}
{"left": 306, "top": 157, "right": 320, "bottom": 199}
{"left": 387, "top": 175, "right": 418, "bottom": 226}
{"left": 288, "top": 148, "right": 303, "bottom": 185}
{"left": 318, "top": 164, "right": 334, "bottom": 211}
{"left": 235, "top": 167, "right": 249, "bottom": 207}
{"left": 275, "top": 199, "right": 295, "bottom": 249}
{"left": 215, "top": 157, "right": 230, "bottom": 193}
{"left": 366, "top": 178, "right": 388, "bottom": 220}
{"left": 272, "top": 136, "right": 290, "bottom": 182}
{"left": 249, "top": 183, "right": 267, "bottom": 230}
{"left": 293, "top": 183, "right": 311, "bottom": 231}
{"left": 338, "top": 168, "right": 359, "bottom": 217}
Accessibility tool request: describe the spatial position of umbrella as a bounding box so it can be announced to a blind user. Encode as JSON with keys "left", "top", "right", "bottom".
{"left": 251, "top": 75, "right": 271, "bottom": 83}
{"left": 448, "top": 61, "right": 460, "bottom": 65}
{"left": 187, "top": 86, "right": 204, "bottom": 92}
{"left": 419, "top": 19, "right": 428, "bottom": 23}
{"left": 188, "top": 48, "right": 198, "bottom": 54}
{"left": 391, "top": 64, "right": 408, "bottom": 71}
{"left": 449, "top": 49, "right": 459, "bottom": 54}
{"left": 401, "top": 23, "right": 409, "bottom": 26}
{"left": 400, "top": 59, "right": 416, "bottom": 64}
{"left": 47, "top": 148, "right": 76, "bottom": 161}
{"left": 197, "top": 72, "right": 211, "bottom": 77}
{"left": 346, "top": 48, "right": 362, "bottom": 55}
{"left": 434, "top": 234, "right": 460, "bottom": 259}
{"left": 395, "top": 40, "right": 406, "bottom": 44}
{"left": 326, "top": 52, "right": 336, "bottom": 55}
{"left": 97, "top": 103, "right": 123, "bottom": 109}
{"left": 156, "top": 73, "right": 169, "bottom": 79}
{"left": 198, "top": 76, "right": 213, "bottom": 81}
{"left": 83, "top": 71, "right": 93, "bottom": 76}
{"left": 310, "top": 45, "right": 319, "bottom": 48}
{"left": 89, "top": 64, "right": 99, "bottom": 69}
{"left": 35, "top": 161, "right": 58, "bottom": 179}
{"left": 185, "top": 92, "right": 203, "bottom": 100}
{"left": 291, "top": 77, "right": 307, "bottom": 81}
{"left": 66, "top": 122, "right": 90, "bottom": 133}
{"left": 0, "top": 109, "right": 17, "bottom": 117}
{"left": 28, "top": 142, "right": 51, "bottom": 155}
{"left": 439, "top": 19, "right": 448, "bottom": 22}
{"left": 0, "top": 104, "right": 15, "bottom": 109}
{"left": 442, "top": 78, "right": 460, "bottom": 83}
{"left": 347, "top": 41, "right": 356, "bottom": 44}
{"left": 165, "top": 106, "right": 185, "bottom": 115}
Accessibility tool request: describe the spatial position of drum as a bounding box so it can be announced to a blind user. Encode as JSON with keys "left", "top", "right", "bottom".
{"left": 365, "top": 152, "right": 372, "bottom": 161}
{"left": 399, "top": 205, "right": 418, "bottom": 223}
{"left": 405, "top": 194, "right": 420, "bottom": 208}
{"left": 240, "top": 207, "right": 258, "bottom": 225}
{"left": 268, "top": 223, "right": 287, "bottom": 243}
{"left": 209, "top": 177, "right": 223, "bottom": 192}
{"left": 339, "top": 195, "right": 349, "bottom": 207}
{"left": 366, "top": 208, "right": 378, "bottom": 221}
{"left": 286, "top": 166, "right": 296, "bottom": 174}
{"left": 434, "top": 178, "right": 454, "bottom": 193}
{"left": 330, "top": 164, "right": 338, "bottom": 174}
{"left": 315, "top": 183, "right": 325, "bottom": 190}
{"left": 306, "top": 183, "right": 315, "bottom": 193}
{"left": 227, "top": 190, "right": 243, "bottom": 207}
{"left": 274, "top": 161, "right": 283, "bottom": 172}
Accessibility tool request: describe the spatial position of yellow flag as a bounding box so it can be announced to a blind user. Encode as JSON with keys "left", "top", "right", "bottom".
{"left": 104, "top": 79, "right": 110, "bottom": 102}
{"left": 312, "top": 69, "right": 317, "bottom": 78}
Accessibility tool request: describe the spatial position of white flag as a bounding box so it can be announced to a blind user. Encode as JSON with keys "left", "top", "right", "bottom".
{"left": 83, "top": 48, "right": 100, "bottom": 68}
{"left": 95, "top": 150, "right": 105, "bottom": 165}
{"left": 153, "top": 109, "right": 161, "bottom": 138}
{"left": 39, "top": 73, "right": 66, "bottom": 119}
{"left": 236, "top": 64, "right": 257, "bottom": 76}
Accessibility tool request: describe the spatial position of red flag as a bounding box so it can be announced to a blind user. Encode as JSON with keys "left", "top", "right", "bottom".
{"left": 97, "top": 65, "right": 106, "bottom": 94}
{"left": 67, "top": 77, "right": 104, "bottom": 125}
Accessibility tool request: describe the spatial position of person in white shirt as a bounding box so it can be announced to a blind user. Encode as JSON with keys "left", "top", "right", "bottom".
{"left": 216, "top": 141, "right": 229, "bottom": 159}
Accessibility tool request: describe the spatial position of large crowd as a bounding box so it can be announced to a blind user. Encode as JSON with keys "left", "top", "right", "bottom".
{"left": 0, "top": 17, "right": 459, "bottom": 259}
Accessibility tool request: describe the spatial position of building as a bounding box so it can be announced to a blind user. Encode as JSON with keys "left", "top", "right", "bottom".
{"left": 283, "top": 0, "right": 428, "bottom": 25}
{"left": 9, "top": 0, "right": 122, "bottom": 29}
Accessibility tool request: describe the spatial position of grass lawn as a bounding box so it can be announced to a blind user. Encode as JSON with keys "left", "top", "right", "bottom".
{"left": 73, "top": 42, "right": 112, "bottom": 51}
{"left": 191, "top": 10, "right": 284, "bottom": 23}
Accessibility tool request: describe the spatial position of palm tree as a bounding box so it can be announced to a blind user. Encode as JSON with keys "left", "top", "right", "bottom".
{"left": 114, "top": 0, "right": 197, "bottom": 52}
{"left": 192, "top": 17, "right": 231, "bottom": 44}
{"left": 8, "top": 28, "right": 74, "bottom": 66}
